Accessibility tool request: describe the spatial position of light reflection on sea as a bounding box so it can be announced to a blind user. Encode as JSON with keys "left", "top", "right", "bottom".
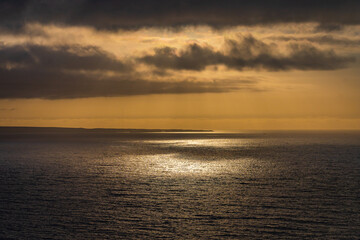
{"left": 115, "top": 153, "right": 255, "bottom": 177}
{"left": 0, "top": 130, "right": 359, "bottom": 239}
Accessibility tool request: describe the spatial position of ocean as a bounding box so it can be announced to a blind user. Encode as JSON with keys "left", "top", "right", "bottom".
{"left": 0, "top": 128, "right": 359, "bottom": 239}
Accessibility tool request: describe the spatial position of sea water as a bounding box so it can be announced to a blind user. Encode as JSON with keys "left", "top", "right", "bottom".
{"left": 1, "top": 128, "right": 359, "bottom": 239}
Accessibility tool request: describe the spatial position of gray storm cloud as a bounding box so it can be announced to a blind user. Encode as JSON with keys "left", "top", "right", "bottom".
{"left": 0, "top": 44, "right": 246, "bottom": 99}
{"left": 0, "top": 34, "right": 356, "bottom": 99}
{"left": 139, "top": 35, "right": 355, "bottom": 71}
{"left": 0, "top": 68, "right": 240, "bottom": 99}
{"left": 1, "top": 0, "right": 360, "bottom": 33}
{"left": 0, "top": 44, "right": 131, "bottom": 72}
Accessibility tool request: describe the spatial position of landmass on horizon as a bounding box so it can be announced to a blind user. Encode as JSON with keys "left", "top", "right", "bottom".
{"left": 0, "top": 126, "right": 213, "bottom": 133}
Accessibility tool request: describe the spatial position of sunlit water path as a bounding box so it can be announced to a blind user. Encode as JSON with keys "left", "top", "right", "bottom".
{"left": 1, "top": 130, "right": 359, "bottom": 239}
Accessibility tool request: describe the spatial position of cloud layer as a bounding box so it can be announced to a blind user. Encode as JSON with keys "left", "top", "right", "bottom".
{"left": 0, "top": 44, "right": 131, "bottom": 72}
{"left": 0, "top": 33, "right": 356, "bottom": 99}
{"left": 0, "top": 44, "right": 245, "bottom": 99}
{"left": 0, "top": 68, "right": 239, "bottom": 99}
{"left": 268, "top": 35, "right": 360, "bottom": 47}
{"left": 140, "top": 35, "right": 355, "bottom": 71}
{"left": 1, "top": 0, "right": 360, "bottom": 32}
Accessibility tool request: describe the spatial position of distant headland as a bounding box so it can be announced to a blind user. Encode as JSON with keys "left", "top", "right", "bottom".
{"left": 0, "top": 126, "right": 213, "bottom": 133}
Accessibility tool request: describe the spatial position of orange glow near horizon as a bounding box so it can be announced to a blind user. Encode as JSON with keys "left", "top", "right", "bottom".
{"left": 1, "top": 23, "right": 360, "bottom": 130}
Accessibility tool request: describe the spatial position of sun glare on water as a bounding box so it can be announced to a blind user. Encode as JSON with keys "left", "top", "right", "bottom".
{"left": 119, "top": 139, "right": 254, "bottom": 177}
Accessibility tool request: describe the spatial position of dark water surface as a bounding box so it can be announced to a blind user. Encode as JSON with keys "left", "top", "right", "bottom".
{"left": 1, "top": 128, "right": 359, "bottom": 239}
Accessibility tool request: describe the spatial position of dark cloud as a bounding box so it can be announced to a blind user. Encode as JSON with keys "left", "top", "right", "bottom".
{"left": 314, "top": 23, "right": 344, "bottom": 32}
{"left": 267, "top": 35, "right": 360, "bottom": 47}
{"left": 0, "top": 37, "right": 354, "bottom": 99}
{"left": 140, "top": 44, "right": 224, "bottom": 71}
{"left": 1, "top": 0, "right": 360, "bottom": 32}
{"left": 0, "top": 44, "right": 131, "bottom": 72}
{"left": 139, "top": 35, "right": 355, "bottom": 71}
{"left": 0, "top": 68, "right": 242, "bottom": 99}
{"left": 0, "top": 44, "right": 246, "bottom": 99}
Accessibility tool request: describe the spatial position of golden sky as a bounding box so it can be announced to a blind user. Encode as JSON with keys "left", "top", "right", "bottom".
{"left": 1, "top": 1, "right": 360, "bottom": 130}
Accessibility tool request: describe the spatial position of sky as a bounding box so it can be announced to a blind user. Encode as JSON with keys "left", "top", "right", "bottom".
{"left": 1, "top": 0, "right": 360, "bottom": 130}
